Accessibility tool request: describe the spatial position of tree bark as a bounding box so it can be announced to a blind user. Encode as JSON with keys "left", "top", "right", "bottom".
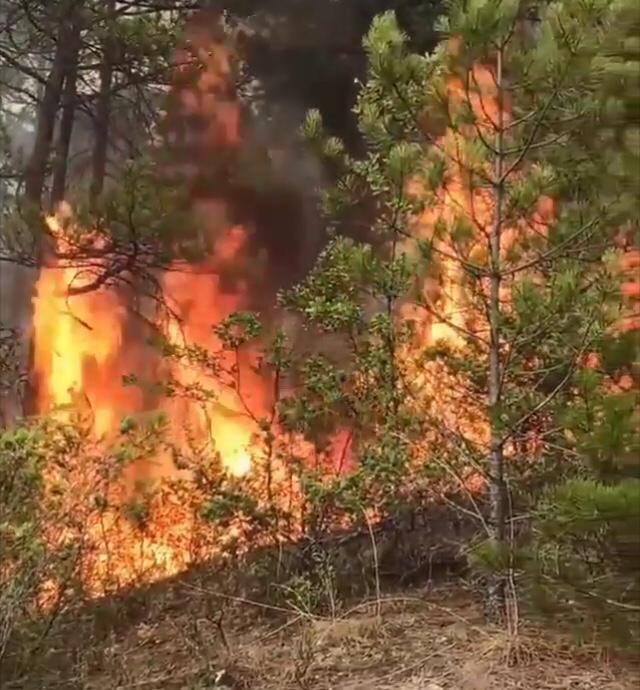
{"left": 486, "top": 45, "right": 507, "bottom": 623}
{"left": 51, "top": 14, "right": 81, "bottom": 207}
{"left": 7, "top": 3, "right": 78, "bottom": 424}
{"left": 90, "top": 0, "right": 117, "bottom": 206}
{"left": 51, "top": 15, "right": 82, "bottom": 208}
{"left": 23, "top": 3, "right": 75, "bottom": 208}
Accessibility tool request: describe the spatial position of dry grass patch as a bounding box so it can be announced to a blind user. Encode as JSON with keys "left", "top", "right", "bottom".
{"left": 3, "top": 583, "right": 638, "bottom": 690}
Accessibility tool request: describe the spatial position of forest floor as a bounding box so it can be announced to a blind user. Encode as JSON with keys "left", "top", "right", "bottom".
{"left": 8, "top": 576, "right": 639, "bottom": 690}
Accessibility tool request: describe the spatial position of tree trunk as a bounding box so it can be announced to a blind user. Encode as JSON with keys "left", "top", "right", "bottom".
{"left": 24, "top": 3, "right": 76, "bottom": 208}
{"left": 90, "top": 0, "right": 117, "bottom": 206}
{"left": 7, "top": 3, "right": 77, "bottom": 424}
{"left": 486, "top": 45, "right": 507, "bottom": 623}
{"left": 51, "top": 16, "right": 82, "bottom": 208}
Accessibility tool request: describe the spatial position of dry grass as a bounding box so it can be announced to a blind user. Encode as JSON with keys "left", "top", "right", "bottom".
{"left": 3, "top": 582, "right": 637, "bottom": 690}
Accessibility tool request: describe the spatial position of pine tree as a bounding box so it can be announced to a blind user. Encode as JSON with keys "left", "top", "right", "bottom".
{"left": 527, "top": 0, "right": 640, "bottom": 643}
{"left": 283, "top": 0, "right": 637, "bottom": 626}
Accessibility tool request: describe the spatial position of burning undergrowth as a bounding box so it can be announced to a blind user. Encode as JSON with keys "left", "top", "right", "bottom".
{"left": 23, "top": 14, "right": 359, "bottom": 601}
{"left": 15, "top": 11, "right": 638, "bottom": 615}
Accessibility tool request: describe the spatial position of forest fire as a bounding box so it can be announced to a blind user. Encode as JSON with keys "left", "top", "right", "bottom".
{"left": 4, "top": 8, "right": 640, "bottom": 686}
{"left": 27, "top": 39, "right": 528, "bottom": 595}
{"left": 26, "top": 17, "right": 355, "bottom": 599}
{"left": 30, "top": 205, "right": 269, "bottom": 595}
{"left": 28, "top": 24, "right": 276, "bottom": 596}
{"left": 25, "top": 20, "right": 636, "bottom": 602}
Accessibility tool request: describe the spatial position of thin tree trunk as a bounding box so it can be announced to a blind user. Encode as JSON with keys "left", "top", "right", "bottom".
{"left": 486, "top": 45, "right": 507, "bottom": 623}
{"left": 51, "top": 16, "right": 82, "bottom": 208}
{"left": 90, "top": 0, "right": 117, "bottom": 206}
{"left": 23, "top": 18, "right": 70, "bottom": 207}
{"left": 23, "top": 1, "right": 82, "bottom": 208}
{"left": 13, "top": 3, "right": 76, "bottom": 423}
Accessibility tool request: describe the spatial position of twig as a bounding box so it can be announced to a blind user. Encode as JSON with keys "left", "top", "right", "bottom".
{"left": 340, "top": 595, "right": 491, "bottom": 637}
{"left": 180, "top": 583, "right": 331, "bottom": 620}
{"left": 382, "top": 642, "right": 456, "bottom": 681}
{"left": 257, "top": 614, "right": 304, "bottom": 643}
{"left": 363, "top": 509, "right": 382, "bottom": 620}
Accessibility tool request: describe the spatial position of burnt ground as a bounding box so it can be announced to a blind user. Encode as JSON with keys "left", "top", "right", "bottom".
{"left": 2, "top": 570, "right": 638, "bottom": 690}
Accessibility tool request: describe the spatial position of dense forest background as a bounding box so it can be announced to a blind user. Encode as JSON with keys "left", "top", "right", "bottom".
{"left": 0, "top": 1, "right": 638, "bottom": 688}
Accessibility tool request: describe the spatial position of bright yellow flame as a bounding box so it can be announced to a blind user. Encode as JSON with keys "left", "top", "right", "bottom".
{"left": 226, "top": 449, "right": 252, "bottom": 477}
{"left": 32, "top": 229, "right": 126, "bottom": 437}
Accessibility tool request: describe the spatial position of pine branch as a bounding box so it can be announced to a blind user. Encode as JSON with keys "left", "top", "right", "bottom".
{"left": 500, "top": 316, "right": 598, "bottom": 447}
{"left": 500, "top": 215, "right": 603, "bottom": 278}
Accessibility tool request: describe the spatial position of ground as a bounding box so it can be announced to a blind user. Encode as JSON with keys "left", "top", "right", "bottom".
{"left": 7, "top": 576, "right": 637, "bottom": 690}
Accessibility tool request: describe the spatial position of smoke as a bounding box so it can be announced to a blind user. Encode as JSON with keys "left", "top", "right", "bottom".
{"left": 163, "top": 9, "right": 330, "bottom": 311}
{"left": 28, "top": 10, "right": 325, "bottom": 438}
{"left": 0, "top": 103, "right": 37, "bottom": 423}
{"left": 11, "top": 5, "right": 370, "bottom": 428}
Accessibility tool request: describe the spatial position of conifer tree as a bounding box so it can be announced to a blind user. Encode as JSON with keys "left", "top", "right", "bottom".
{"left": 285, "top": 0, "right": 637, "bottom": 625}
{"left": 527, "top": 0, "right": 640, "bottom": 641}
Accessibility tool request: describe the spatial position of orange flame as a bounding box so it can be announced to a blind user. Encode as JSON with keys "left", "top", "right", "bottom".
{"left": 32, "top": 205, "right": 143, "bottom": 436}
{"left": 160, "top": 219, "right": 271, "bottom": 477}
{"left": 30, "top": 29, "right": 634, "bottom": 598}
{"left": 30, "top": 200, "right": 272, "bottom": 594}
{"left": 30, "top": 23, "right": 272, "bottom": 594}
{"left": 400, "top": 50, "right": 560, "bottom": 492}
